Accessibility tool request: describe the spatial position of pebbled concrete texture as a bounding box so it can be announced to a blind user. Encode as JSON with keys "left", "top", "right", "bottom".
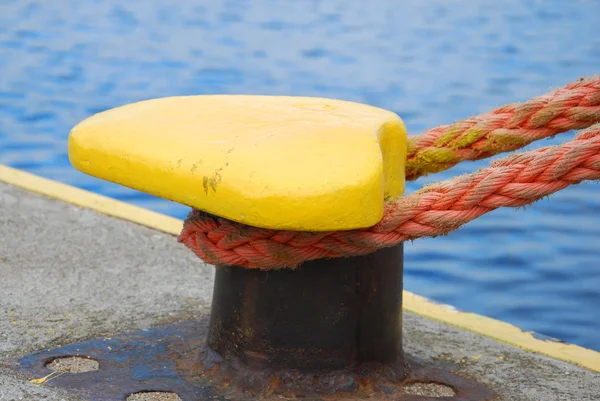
{"left": 0, "top": 181, "right": 599, "bottom": 401}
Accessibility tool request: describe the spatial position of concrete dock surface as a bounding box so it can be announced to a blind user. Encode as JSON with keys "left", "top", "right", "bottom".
{"left": 1, "top": 181, "right": 599, "bottom": 400}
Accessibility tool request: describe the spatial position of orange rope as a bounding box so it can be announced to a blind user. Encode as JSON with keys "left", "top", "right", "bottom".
{"left": 406, "top": 76, "right": 600, "bottom": 180}
{"left": 179, "top": 77, "right": 600, "bottom": 270}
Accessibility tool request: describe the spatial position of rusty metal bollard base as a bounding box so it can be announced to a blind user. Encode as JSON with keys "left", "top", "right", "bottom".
{"left": 13, "top": 319, "right": 497, "bottom": 401}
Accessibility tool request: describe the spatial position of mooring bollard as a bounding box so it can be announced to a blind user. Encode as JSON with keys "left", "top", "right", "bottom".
{"left": 206, "top": 244, "right": 405, "bottom": 391}
{"left": 62, "top": 95, "right": 497, "bottom": 399}
{"left": 13, "top": 77, "right": 600, "bottom": 400}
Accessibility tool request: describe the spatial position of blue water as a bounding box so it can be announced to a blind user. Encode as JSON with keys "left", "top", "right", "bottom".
{"left": 1, "top": 0, "right": 599, "bottom": 351}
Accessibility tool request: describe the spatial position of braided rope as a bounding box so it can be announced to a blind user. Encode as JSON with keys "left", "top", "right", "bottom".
{"left": 406, "top": 76, "right": 600, "bottom": 180}
{"left": 179, "top": 77, "right": 600, "bottom": 270}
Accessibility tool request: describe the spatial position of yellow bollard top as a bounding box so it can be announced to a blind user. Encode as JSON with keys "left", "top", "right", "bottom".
{"left": 68, "top": 95, "right": 407, "bottom": 231}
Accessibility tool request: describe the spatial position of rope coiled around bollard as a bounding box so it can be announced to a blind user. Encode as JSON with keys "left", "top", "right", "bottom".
{"left": 179, "top": 77, "right": 600, "bottom": 269}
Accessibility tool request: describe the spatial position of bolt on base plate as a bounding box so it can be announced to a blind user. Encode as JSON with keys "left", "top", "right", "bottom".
{"left": 13, "top": 319, "right": 497, "bottom": 401}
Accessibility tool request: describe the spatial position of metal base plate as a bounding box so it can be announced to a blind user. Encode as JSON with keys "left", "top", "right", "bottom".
{"left": 13, "top": 320, "right": 497, "bottom": 401}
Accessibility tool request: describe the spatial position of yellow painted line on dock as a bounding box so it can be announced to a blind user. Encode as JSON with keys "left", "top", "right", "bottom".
{"left": 1, "top": 163, "right": 599, "bottom": 373}
{"left": 403, "top": 292, "right": 600, "bottom": 372}
{"left": 0, "top": 164, "right": 182, "bottom": 235}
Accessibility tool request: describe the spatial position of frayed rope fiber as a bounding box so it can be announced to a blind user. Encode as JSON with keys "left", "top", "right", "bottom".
{"left": 179, "top": 77, "right": 600, "bottom": 270}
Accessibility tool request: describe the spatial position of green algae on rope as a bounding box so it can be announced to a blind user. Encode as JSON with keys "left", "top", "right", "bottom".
{"left": 406, "top": 76, "right": 600, "bottom": 180}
